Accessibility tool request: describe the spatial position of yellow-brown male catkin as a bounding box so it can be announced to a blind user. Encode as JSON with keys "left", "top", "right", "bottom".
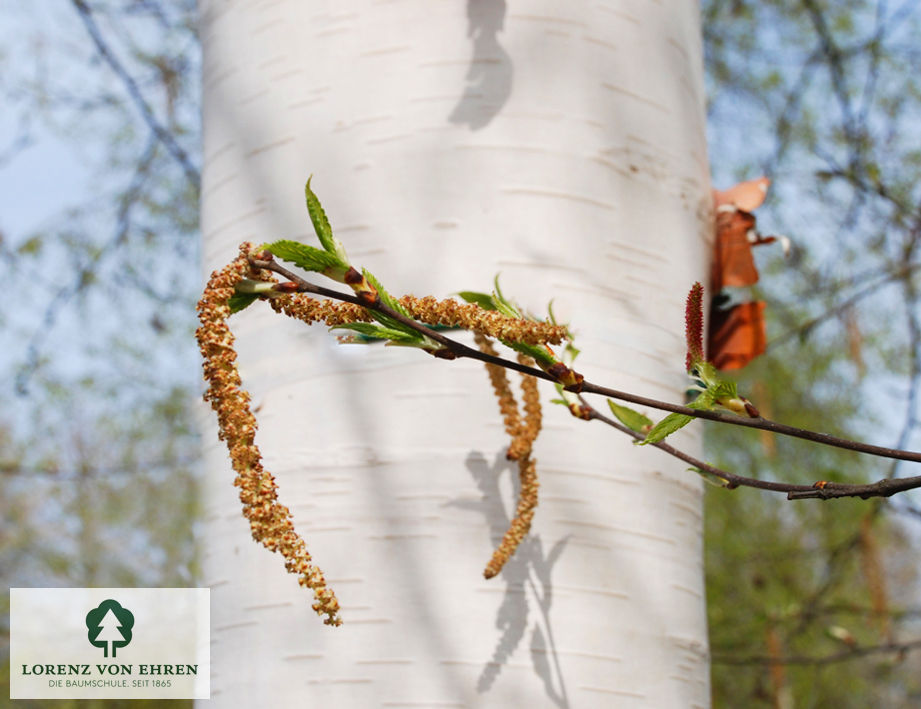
{"left": 200, "top": 243, "right": 563, "bottom": 609}
{"left": 483, "top": 454, "right": 539, "bottom": 579}
{"left": 196, "top": 243, "right": 342, "bottom": 626}
{"left": 269, "top": 291, "right": 371, "bottom": 327}
{"left": 269, "top": 291, "right": 566, "bottom": 346}
{"left": 474, "top": 337, "right": 543, "bottom": 579}
{"left": 507, "top": 354, "right": 542, "bottom": 461}
{"left": 400, "top": 295, "right": 567, "bottom": 345}
{"left": 474, "top": 333, "right": 522, "bottom": 447}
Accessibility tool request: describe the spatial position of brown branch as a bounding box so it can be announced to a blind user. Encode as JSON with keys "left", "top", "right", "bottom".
{"left": 71, "top": 0, "right": 200, "bottom": 188}
{"left": 577, "top": 379, "right": 921, "bottom": 466}
{"left": 786, "top": 476, "right": 921, "bottom": 500}
{"left": 247, "top": 253, "right": 921, "bottom": 499}
{"left": 569, "top": 397, "right": 921, "bottom": 499}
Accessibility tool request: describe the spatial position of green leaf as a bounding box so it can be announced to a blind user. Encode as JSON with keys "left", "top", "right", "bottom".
{"left": 711, "top": 380, "right": 740, "bottom": 403}
{"left": 361, "top": 268, "right": 423, "bottom": 338}
{"left": 607, "top": 401, "right": 654, "bottom": 433}
{"left": 304, "top": 177, "right": 333, "bottom": 252}
{"left": 553, "top": 382, "right": 579, "bottom": 407}
{"left": 264, "top": 239, "right": 345, "bottom": 273}
{"left": 228, "top": 292, "right": 259, "bottom": 313}
{"left": 234, "top": 279, "right": 277, "bottom": 295}
{"left": 492, "top": 275, "right": 522, "bottom": 319}
{"left": 457, "top": 291, "right": 497, "bottom": 310}
{"left": 503, "top": 340, "right": 557, "bottom": 368}
{"left": 332, "top": 322, "right": 422, "bottom": 343}
{"left": 640, "top": 412, "right": 695, "bottom": 445}
{"left": 693, "top": 361, "right": 719, "bottom": 386}
{"left": 363, "top": 269, "right": 409, "bottom": 318}
{"left": 640, "top": 389, "right": 715, "bottom": 445}
{"left": 305, "top": 177, "right": 349, "bottom": 263}
{"left": 694, "top": 362, "right": 741, "bottom": 407}
{"left": 689, "top": 467, "right": 732, "bottom": 488}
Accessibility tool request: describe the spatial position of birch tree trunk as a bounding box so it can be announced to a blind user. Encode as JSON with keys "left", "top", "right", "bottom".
{"left": 199, "top": 2, "right": 712, "bottom": 706}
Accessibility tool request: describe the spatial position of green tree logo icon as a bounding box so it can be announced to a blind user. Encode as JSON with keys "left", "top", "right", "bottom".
{"left": 86, "top": 599, "right": 135, "bottom": 658}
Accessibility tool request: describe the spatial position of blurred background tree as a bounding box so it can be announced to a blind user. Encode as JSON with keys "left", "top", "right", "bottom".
{"left": 0, "top": 1, "right": 199, "bottom": 707}
{"left": 704, "top": 0, "right": 921, "bottom": 705}
{"left": 1, "top": 1, "right": 920, "bottom": 706}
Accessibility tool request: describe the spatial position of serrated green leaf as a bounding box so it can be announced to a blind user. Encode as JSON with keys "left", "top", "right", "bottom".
{"left": 695, "top": 361, "right": 742, "bottom": 405}
{"left": 689, "top": 389, "right": 718, "bottom": 411}
{"left": 695, "top": 360, "right": 719, "bottom": 384}
{"left": 304, "top": 177, "right": 350, "bottom": 264}
{"left": 696, "top": 359, "right": 740, "bottom": 404}
{"left": 711, "top": 379, "right": 740, "bottom": 404}
{"left": 640, "top": 412, "right": 695, "bottom": 445}
{"left": 264, "top": 239, "right": 345, "bottom": 274}
{"left": 361, "top": 268, "right": 424, "bottom": 339}
{"left": 607, "top": 401, "right": 654, "bottom": 433}
{"left": 363, "top": 269, "right": 410, "bottom": 317}
{"left": 228, "top": 292, "right": 259, "bottom": 313}
{"left": 458, "top": 291, "right": 497, "bottom": 310}
{"left": 305, "top": 176, "right": 334, "bottom": 248}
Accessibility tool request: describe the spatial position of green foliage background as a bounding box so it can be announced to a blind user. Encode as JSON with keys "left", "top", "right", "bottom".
{"left": 704, "top": 0, "right": 921, "bottom": 704}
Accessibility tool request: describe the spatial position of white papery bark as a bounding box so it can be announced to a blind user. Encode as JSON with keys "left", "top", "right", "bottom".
{"left": 199, "top": 2, "right": 712, "bottom": 706}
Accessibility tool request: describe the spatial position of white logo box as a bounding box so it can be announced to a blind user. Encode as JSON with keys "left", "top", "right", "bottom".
{"left": 10, "top": 588, "right": 210, "bottom": 699}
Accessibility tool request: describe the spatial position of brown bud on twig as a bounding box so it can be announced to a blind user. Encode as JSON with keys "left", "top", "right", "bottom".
{"left": 357, "top": 291, "right": 379, "bottom": 306}
{"left": 568, "top": 402, "right": 593, "bottom": 421}
{"left": 250, "top": 248, "right": 274, "bottom": 262}
{"left": 548, "top": 362, "right": 584, "bottom": 391}
{"left": 743, "top": 399, "right": 761, "bottom": 418}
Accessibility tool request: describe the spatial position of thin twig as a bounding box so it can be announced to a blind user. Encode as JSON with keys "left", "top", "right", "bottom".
{"left": 248, "top": 255, "right": 921, "bottom": 493}
{"left": 712, "top": 637, "right": 921, "bottom": 667}
{"left": 576, "top": 397, "right": 921, "bottom": 500}
{"left": 71, "top": 0, "right": 200, "bottom": 188}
